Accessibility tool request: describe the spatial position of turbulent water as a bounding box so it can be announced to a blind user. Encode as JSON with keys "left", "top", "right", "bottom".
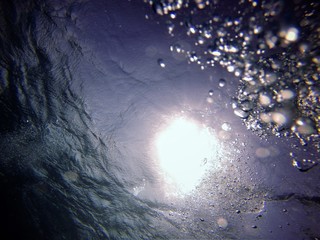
{"left": 0, "top": 0, "right": 319, "bottom": 239}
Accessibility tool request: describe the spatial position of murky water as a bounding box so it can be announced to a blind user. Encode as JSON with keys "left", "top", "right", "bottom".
{"left": 0, "top": 0, "right": 319, "bottom": 239}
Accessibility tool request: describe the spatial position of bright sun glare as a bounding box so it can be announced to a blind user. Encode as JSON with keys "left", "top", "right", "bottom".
{"left": 156, "top": 118, "right": 218, "bottom": 195}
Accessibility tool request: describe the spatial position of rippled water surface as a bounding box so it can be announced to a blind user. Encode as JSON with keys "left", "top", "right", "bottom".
{"left": 0, "top": 0, "right": 319, "bottom": 239}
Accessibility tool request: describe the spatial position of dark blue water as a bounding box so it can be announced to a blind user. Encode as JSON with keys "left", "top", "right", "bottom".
{"left": 0, "top": 0, "right": 319, "bottom": 239}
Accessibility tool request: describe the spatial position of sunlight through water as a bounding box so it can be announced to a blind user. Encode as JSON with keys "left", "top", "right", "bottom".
{"left": 156, "top": 117, "right": 219, "bottom": 195}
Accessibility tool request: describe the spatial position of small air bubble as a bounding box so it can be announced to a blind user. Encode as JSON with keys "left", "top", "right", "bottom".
{"left": 279, "top": 27, "right": 299, "bottom": 42}
{"left": 158, "top": 58, "right": 166, "bottom": 68}
{"left": 195, "top": 0, "right": 206, "bottom": 9}
{"left": 263, "top": 72, "right": 277, "bottom": 85}
{"left": 197, "top": 36, "right": 205, "bottom": 45}
{"left": 241, "top": 100, "right": 253, "bottom": 111}
{"left": 175, "top": 44, "right": 182, "bottom": 53}
{"left": 219, "top": 78, "right": 226, "bottom": 87}
{"left": 221, "top": 122, "right": 231, "bottom": 131}
{"left": 170, "top": 12, "right": 177, "bottom": 19}
{"left": 227, "top": 65, "right": 235, "bottom": 72}
{"left": 167, "top": 21, "right": 175, "bottom": 35}
{"left": 234, "top": 108, "right": 249, "bottom": 118}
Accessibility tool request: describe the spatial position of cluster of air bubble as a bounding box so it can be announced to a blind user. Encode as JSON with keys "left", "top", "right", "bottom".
{"left": 146, "top": 0, "right": 320, "bottom": 169}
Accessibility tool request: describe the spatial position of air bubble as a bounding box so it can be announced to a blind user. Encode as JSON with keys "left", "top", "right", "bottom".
{"left": 167, "top": 21, "right": 175, "bottom": 35}
{"left": 265, "top": 32, "right": 278, "bottom": 49}
{"left": 221, "top": 122, "right": 231, "bottom": 131}
{"left": 203, "top": 28, "right": 212, "bottom": 38}
{"left": 170, "top": 11, "right": 177, "bottom": 19}
{"left": 197, "top": 36, "right": 205, "bottom": 45}
{"left": 219, "top": 78, "right": 226, "bottom": 87}
{"left": 299, "top": 43, "right": 309, "bottom": 54}
{"left": 291, "top": 117, "right": 316, "bottom": 137}
{"left": 224, "top": 45, "right": 239, "bottom": 53}
{"left": 263, "top": 72, "right": 277, "bottom": 85}
{"left": 234, "top": 108, "right": 249, "bottom": 118}
{"left": 195, "top": 0, "right": 207, "bottom": 9}
{"left": 227, "top": 65, "right": 235, "bottom": 72}
{"left": 279, "top": 27, "right": 299, "bottom": 42}
{"left": 188, "top": 52, "right": 199, "bottom": 62}
{"left": 260, "top": 113, "right": 271, "bottom": 123}
{"left": 146, "top": 0, "right": 320, "bottom": 152}
{"left": 240, "top": 100, "right": 253, "bottom": 111}
{"left": 259, "top": 93, "right": 272, "bottom": 106}
{"left": 242, "top": 75, "right": 254, "bottom": 82}
{"left": 208, "top": 46, "right": 222, "bottom": 57}
{"left": 271, "top": 111, "right": 289, "bottom": 127}
{"left": 158, "top": 58, "right": 166, "bottom": 68}
{"left": 174, "top": 44, "right": 182, "bottom": 53}
{"left": 277, "top": 89, "right": 295, "bottom": 102}
{"left": 187, "top": 22, "right": 197, "bottom": 35}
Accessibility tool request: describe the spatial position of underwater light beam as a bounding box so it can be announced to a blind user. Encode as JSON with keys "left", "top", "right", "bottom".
{"left": 155, "top": 117, "right": 219, "bottom": 195}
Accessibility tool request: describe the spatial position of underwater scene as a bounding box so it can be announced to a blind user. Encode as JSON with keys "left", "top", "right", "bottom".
{"left": 0, "top": 0, "right": 319, "bottom": 239}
